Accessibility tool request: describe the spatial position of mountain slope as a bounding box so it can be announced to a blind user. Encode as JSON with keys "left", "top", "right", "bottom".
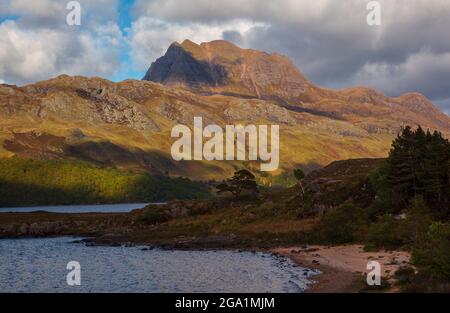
{"left": 144, "top": 39, "right": 313, "bottom": 103}
{"left": 1, "top": 40, "right": 449, "bottom": 183}
{"left": 143, "top": 40, "right": 450, "bottom": 132}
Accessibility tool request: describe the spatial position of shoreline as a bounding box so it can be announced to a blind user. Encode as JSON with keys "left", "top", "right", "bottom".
{"left": 0, "top": 211, "right": 413, "bottom": 293}
{"left": 273, "top": 245, "right": 412, "bottom": 293}
{"left": 0, "top": 234, "right": 359, "bottom": 293}
{"left": 273, "top": 249, "right": 361, "bottom": 293}
{"left": 0, "top": 234, "right": 411, "bottom": 293}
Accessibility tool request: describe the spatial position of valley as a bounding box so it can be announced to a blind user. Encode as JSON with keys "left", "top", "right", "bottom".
{"left": 1, "top": 39, "right": 449, "bottom": 293}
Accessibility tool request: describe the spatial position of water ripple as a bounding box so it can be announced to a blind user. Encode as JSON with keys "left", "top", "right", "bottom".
{"left": 0, "top": 237, "right": 318, "bottom": 293}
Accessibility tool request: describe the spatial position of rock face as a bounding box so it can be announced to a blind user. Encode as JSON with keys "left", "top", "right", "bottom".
{"left": 144, "top": 42, "right": 227, "bottom": 87}
{"left": 143, "top": 39, "right": 312, "bottom": 103}
{"left": 0, "top": 40, "right": 449, "bottom": 181}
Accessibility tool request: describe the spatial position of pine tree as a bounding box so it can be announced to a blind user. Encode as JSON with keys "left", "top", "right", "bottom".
{"left": 216, "top": 169, "right": 259, "bottom": 199}
{"left": 387, "top": 126, "right": 450, "bottom": 217}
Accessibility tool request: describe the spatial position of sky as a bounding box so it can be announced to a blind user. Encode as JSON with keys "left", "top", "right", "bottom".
{"left": 0, "top": 0, "right": 450, "bottom": 114}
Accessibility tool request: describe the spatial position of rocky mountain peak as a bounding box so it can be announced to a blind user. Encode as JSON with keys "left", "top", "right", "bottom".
{"left": 143, "top": 39, "right": 312, "bottom": 103}
{"left": 143, "top": 41, "right": 221, "bottom": 87}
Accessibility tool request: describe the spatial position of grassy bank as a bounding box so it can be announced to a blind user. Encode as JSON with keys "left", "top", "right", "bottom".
{"left": 0, "top": 158, "right": 210, "bottom": 207}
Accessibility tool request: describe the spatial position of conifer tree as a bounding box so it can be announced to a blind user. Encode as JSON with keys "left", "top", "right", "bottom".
{"left": 387, "top": 126, "right": 450, "bottom": 217}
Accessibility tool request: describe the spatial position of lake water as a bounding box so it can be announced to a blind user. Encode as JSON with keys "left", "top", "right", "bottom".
{"left": 0, "top": 203, "right": 151, "bottom": 213}
{"left": 0, "top": 237, "right": 318, "bottom": 293}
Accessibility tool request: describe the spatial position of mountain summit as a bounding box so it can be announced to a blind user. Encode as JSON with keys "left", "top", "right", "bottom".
{"left": 143, "top": 39, "right": 313, "bottom": 104}
{"left": 0, "top": 40, "right": 449, "bottom": 181}
{"left": 143, "top": 39, "right": 450, "bottom": 129}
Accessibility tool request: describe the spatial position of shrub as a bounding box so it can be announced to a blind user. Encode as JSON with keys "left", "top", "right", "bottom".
{"left": 413, "top": 222, "right": 450, "bottom": 280}
{"left": 394, "top": 266, "right": 416, "bottom": 285}
{"left": 315, "top": 203, "right": 367, "bottom": 244}
{"left": 365, "top": 215, "right": 407, "bottom": 250}
{"left": 402, "top": 197, "right": 433, "bottom": 246}
{"left": 137, "top": 207, "right": 170, "bottom": 225}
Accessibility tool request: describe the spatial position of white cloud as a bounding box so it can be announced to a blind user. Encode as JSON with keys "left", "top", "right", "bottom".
{"left": 1, "top": 0, "right": 450, "bottom": 114}
{"left": 1, "top": 0, "right": 63, "bottom": 18}
{"left": 0, "top": 0, "right": 124, "bottom": 85}
{"left": 0, "top": 20, "right": 122, "bottom": 85}
{"left": 130, "top": 0, "right": 450, "bottom": 111}
{"left": 351, "top": 50, "right": 450, "bottom": 95}
{"left": 1, "top": 0, "right": 119, "bottom": 28}
{"left": 129, "top": 17, "right": 266, "bottom": 70}
{"left": 133, "top": 0, "right": 364, "bottom": 26}
{"left": 130, "top": 0, "right": 450, "bottom": 77}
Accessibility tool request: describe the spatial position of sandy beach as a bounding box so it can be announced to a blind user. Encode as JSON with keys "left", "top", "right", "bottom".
{"left": 273, "top": 245, "right": 412, "bottom": 293}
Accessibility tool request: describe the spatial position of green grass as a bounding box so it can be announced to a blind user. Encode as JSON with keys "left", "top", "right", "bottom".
{"left": 0, "top": 158, "right": 211, "bottom": 206}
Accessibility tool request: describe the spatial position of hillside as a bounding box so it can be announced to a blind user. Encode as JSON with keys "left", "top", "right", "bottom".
{"left": 0, "top": 158, "right": 381, "bottom": 244}
{"left": 0, "top": 158, "right": 210, "bottom": 207}
{"left": 0, "top": 40, "right": 449, "bottom": 183}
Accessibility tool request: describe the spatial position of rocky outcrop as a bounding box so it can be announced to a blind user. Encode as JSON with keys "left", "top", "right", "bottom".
{"left": 223, "top": 98, "right": 295, "bottom": 125}
{"left": 0, "top": 76, "right": 160, "bottom": 132}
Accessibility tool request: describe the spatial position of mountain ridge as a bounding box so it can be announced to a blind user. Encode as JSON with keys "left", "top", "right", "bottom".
{"left": 0, "top": 39, "right": 449, "bottom": 182}
{"left": 143, "top": 39, "right": 313, "bottom": 103}
{"left": 143, "top": 39, "right": 449, "bottom": 128}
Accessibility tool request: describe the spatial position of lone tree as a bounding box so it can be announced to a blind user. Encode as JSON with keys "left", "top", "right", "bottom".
{"left": 293, "top": 168, "right": 306, "bottom": 195}
{"left": 216, "top": 169, "right": 258, "bottom": 199}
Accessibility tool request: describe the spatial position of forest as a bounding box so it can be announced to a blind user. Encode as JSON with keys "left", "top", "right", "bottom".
{"left": 0, "top": 158, "right": 210, "bottom": 207}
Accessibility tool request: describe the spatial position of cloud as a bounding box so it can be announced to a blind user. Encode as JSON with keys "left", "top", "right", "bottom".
{"left": 1, "top": 0, "right": 449, "bottom": 115}
{"left": 128, "top": 17, "right": 265, "bottom": 70}
{"left": 0, "top": 0, "right": 64, "bottom": 28}
{"left": 435, "top": 99, "right": 450, "bottom": 115}
{"left": 130, "top": 0, "right": 450, "bottom": 113}
{"left": 350, "top": 50, "right": 450, "bottom": 97}
{"left": 133, "top": 0, "right": 360, "bottom": 25}
{"left": 346, "top": 49, "right": 450, "bottom": 116}
{"left": 0, "top": 20, "right": 123, "bottom": 85}
{"left": 0, "top": 0, "right": 119, "bottom": 28}
{"left": 0, "top": 0, "right": 124, "bottom": 86}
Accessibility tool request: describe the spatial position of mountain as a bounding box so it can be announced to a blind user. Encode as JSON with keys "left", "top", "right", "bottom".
{"left": 143, "top": 39, "right": 312, "bottom": 104}
{"left": 144, "top": 40, "right": 450, "bottom": 131}
{"left": 1, "top": 40, "right": 449, "bottom": 183}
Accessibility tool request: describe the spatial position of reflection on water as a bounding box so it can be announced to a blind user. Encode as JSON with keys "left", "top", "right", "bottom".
{"left": 0, "top": 237, "right": 318, "bottom": 293}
